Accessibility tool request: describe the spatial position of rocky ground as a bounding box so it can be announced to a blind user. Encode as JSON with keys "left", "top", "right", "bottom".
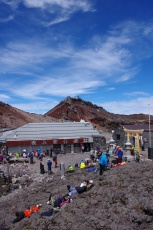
{"left": 1, "top": 150, "right": 153, "bottom": 230}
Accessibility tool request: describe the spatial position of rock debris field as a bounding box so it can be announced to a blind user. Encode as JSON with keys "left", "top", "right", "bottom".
{"left": 1, "top": 151, "right": 153, "bottom": 230}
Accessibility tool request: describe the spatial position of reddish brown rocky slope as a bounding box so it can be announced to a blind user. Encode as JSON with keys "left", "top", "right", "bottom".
{"left": 1, "top": 97, "right": 153, "bottom": 130}
{"left": 0, "top": 102, "right": 56, "bottom": 129}
{"left": 45, "top": 97, "right": 153, "bottom": 131}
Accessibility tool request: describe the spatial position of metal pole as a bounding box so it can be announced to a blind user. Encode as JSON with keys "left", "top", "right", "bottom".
{"left": 148, "top": 104, "right": 151, "bottom": 148}
{"left": 7, "top": 162, "right": 10, "bottom": 179}
{"left": 60, "top": 162, "right": 65, "bottom": 178}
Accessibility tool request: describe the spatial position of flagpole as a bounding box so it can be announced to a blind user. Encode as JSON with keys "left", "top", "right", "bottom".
{"left": 148, "top": 104, "right": 151, "bottom": 147}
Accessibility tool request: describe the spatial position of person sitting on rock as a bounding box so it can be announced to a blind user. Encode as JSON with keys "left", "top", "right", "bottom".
{"left": 15, "top": 152, "right": 20, "bottom": 158}
{"left": 79, "top": 160, "right": 86, "bottom": 169}
{"left": 90, "top": 153, "right": 95, "bottom": 163}
{"left": 23, "top": 152, "right": 27, "bottom": 158}
{"left": 12, "top": 204, "right": 42, "bottom": 223}
{"left": 67, "top": 165, "right": 74, "bottom": 173}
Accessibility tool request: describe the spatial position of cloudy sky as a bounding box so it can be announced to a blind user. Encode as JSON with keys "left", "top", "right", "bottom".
{"left": 0, "top": 0, "right": 153, "bottom": 115}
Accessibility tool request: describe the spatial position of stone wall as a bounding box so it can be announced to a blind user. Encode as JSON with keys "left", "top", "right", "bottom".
{"left": 113, "top": 126, "right": 153, "bottom": 149}
{"left": 112, "top": 126, "right": 126, "bottom": 147}
{"left": 93, "top": 136, "right": 106, "bottom": 150}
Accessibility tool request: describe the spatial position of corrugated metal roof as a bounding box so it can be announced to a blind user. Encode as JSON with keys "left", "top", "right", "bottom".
{"left": 122, "top": 124, "right": 153, "bottom": 131}
{"left": 0, "top": 122, "right": 101, "bottom": 141}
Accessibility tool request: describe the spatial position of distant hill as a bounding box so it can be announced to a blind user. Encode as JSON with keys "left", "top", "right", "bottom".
{"left": 0, "top": 97, "right": 153, "bottom": 130}
{"left": 0, "top": 101, "right": 57, "bottom": 129}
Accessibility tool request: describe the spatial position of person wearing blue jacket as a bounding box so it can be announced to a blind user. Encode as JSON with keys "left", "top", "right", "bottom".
{"left": 117, "top": 148, "right": 123, "bottom": 164}
{"left": 99, "top": 153, "right": 108, "bottom": 176}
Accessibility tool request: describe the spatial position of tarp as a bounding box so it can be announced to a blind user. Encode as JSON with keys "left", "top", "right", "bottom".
{"left": 87, "top": 167, "right": 99, "bottom": 172}
{"left": 111, "top": 162, "right": 126, "bottom": 168}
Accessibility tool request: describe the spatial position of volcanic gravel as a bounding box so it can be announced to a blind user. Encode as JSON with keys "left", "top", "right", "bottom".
{"left": 1, "top": 151, "right": 153, "bottom": 230}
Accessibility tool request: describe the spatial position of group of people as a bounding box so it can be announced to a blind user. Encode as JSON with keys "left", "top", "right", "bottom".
{"left": 47, "top": 180, "right": 94, "bottom": 211}
{"left": 112, "top": 146, "right": 124, "bottom": 163}
{"left": 86, "top": 147, "right": 124, "bottom": 177}
{"left": 12, "top": 179, "right": 94, "bottom": 223}
{"left": 40, "top": 155, "right": 58, "bottom": 174}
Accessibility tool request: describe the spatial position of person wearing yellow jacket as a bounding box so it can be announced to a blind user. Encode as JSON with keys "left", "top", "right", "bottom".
{"left": 80, "top": 160, "right": 86, "bottom": 169}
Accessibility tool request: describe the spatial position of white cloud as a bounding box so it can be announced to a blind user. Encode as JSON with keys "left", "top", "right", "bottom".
{"left": 0, "top": 94, "right": 11, "bottom": 100}
{"left": 0, "top": 15, "right": 14, "bottom": 23}
{"left": 100, "top": 97, "right": 153, "bottom": 115}
{"left": 42, "top": 16, "right": 69, "bottom": 26}
{"left": 1, "top": 20, "right": 153, "bottom": 79}
{"left": 1, "top": 20, "right": 153, "bottom": 115}
{"left": 12, "top": 99, "right": 59, "bottom": 114}
{"left": 106, "top": 87, "right": 116, "bottom": 91}
{"left": 1, "top": 0, "right": 94, "bottom": 25}
{"left": 124, "top": 91, "right": 149, "bottom": 97}
{"left": 23, "top": 0, "right": 93, "bottom": 12}
{"left": 1, "top": 0, "right": 20, "bottom": 9}
{"left": 9, "top": 75, "right": 103, "bottom": 99}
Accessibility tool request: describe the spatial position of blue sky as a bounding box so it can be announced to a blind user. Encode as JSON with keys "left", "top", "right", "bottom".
{"left": 0, "top": 0, "right": 153, "bottom": 115}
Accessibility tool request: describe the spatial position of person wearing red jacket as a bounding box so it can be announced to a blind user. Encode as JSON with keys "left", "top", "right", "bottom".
{"left": 12, "top": 204, "right": 42, "bottom": 223}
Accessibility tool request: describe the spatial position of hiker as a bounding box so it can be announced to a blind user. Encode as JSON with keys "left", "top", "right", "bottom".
{"left": 67, "top": 165, "right": 74, "bottom": 173}
{"left": 90, "top": 148, "right": 94, "bottom": 155}
{"left": 29, "top": 151, "right": 34, "bottom": 164}
{"left": 73, "top": 180, "right": 94, "bottom": 194}
{"left": 15, "top": 152, "right": 20, "bottom": 158}
{"left": 12, "top": 204, "right": 42, "bottom": 223}
{"left": 103, "top": 150, "right": 111, "bottom": 164}
{"left": 39, "top": 152, "right": 44, "bottom": 161}
{"left": 99, "top": 152, "right": 108, "bottom": 176}
{"left": 81, "top": 144, "right": 85, "bottom": 153}
{"left": 130, "top": 145, "right": 135, "bottom": 156}
{"left": 113, "top": 146, "right": 119, "bottom": 155}
{"left": 6, "top": 154, "right": 10, "bottom": 163}
{"left": 47, "top": 194, "right": 72, "bottom": 211}
{"left": 84, "top": 157, "right": 91, "bottom": 165}
{"left": 79, "top": 160, "right": 86, "bottom": 169}
{"left": 117, "top": 148, "right": 123, "bottom": 164}
{"left": 23, "top": 152, "right": 27, "bottom": 158}
{"left": 90, "top": 153, "right": 95, "bottom": 162}
{"left": 97, "top": 151, "right": 102, "bottom": 159}
{"left": 50, "top": 148, "right": 53, "bottom": 158}
{"left": 47, "top": 159, "right": 52, "bottom": 174}
{"left": 94, "top": 149, "right": 98, "bottom": 159}
{"left": 40, "top": 159, "right": 45, "bottom": 174}
{"left": 67, "top": 185, "right": 78, "bottom": 196}
{"left": 53, "top": 153, "right": 57, "bottom": 168}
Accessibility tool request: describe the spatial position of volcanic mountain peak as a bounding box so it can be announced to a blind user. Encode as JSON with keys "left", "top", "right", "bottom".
{"left": 45, "top": 96, "right": 153, "bottom": 131}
